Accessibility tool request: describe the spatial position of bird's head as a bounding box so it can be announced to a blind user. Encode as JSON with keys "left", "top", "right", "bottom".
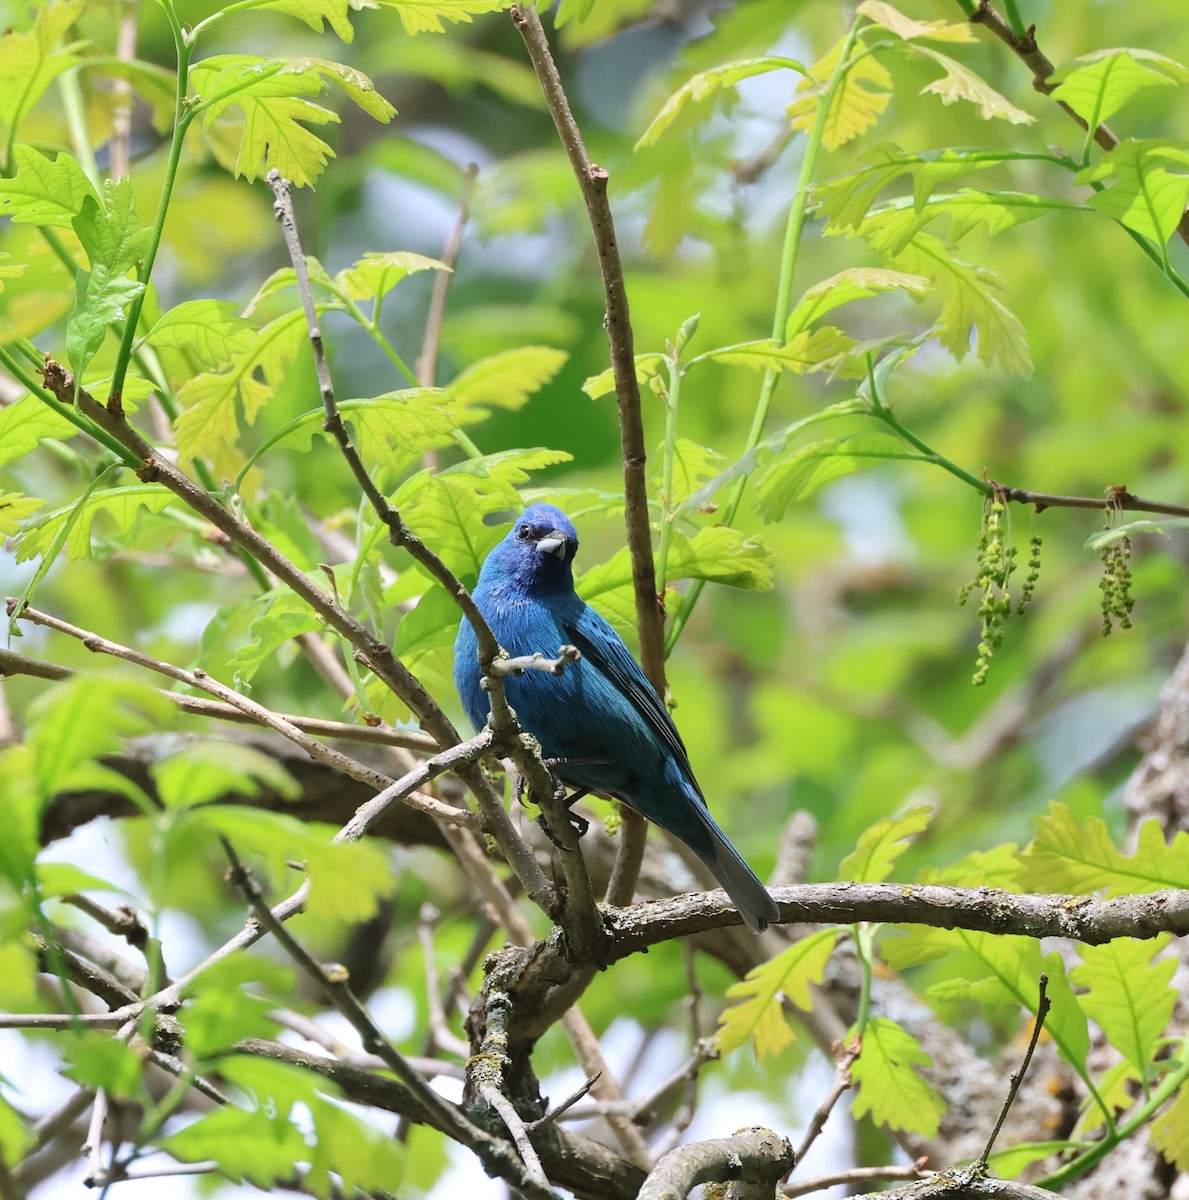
{"left": 486, "top": 503, "right": 579, "bottom": 594}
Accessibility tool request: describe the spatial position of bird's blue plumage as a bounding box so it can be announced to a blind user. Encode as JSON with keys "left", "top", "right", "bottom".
{"left": 453, "top": 503, "right": 779, "bottom": 932}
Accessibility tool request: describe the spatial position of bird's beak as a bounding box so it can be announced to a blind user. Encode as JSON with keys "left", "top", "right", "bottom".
{"left": 535, "top": 530, "right": 569, "bottom": 559}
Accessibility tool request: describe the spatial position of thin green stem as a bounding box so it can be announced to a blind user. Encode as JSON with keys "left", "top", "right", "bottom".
{"left": 1001, "top": 0, "right": 1027, "bottom": 37}
{"left": 107, "top": 0, "right": 192, "bottom": 405}
{"left": 664, "top": 16, "right": 863, "bottom": 656}
{"left": 188, "top": 0, "right": 277, "bottom": 41}
{"left": 655, "top": 356, "right": 682, "bottom": 597}
{"left": 57, "top": 70, "right": 102, "bottom": 187}
{"left": 341, "top": 295, "right": 420, "bottom": 387}
{"left": 1038, "top": 1038, "right": 1189, "bottom": 1188}
{"left": 0, "top": 343, "right": 139, "bottom": 464}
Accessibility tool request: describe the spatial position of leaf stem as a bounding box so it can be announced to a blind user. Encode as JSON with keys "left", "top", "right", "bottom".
{"left": 107, "top": 0, "right": 193, "bottom": 405}
{"left": 664, "top": 16, "right": 864, "bottom": 656}
{"left": 655, "top": 350, "right": 683, "bottom": 599}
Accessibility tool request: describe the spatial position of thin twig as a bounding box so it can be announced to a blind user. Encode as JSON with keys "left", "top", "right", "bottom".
{"left": 9, "top": 603, "right": 473, "bottom": 828}
{"left": 0, "top": 646, "right": 437, "bottom": 750}
{"left": 979, "top": 974, "right": 1051, "bottom": 1166}
{"left": 509, "top": 3, "right": 659, "bottom": 908}
{"left": 417, "top": 904, "right": 470, "bottom": 1059}
{"left": 218, "top": 837, "right": 559, "bottom": 1200}
{"left": 479, "top": 1083, "right": 551, "bottom": 1188}
{"left": 968, "top": 1, "right": 1189, "bottom": 247}
{"left": 109, "top": 0, "right": 140, "bottom": 179}
{"left": 417, "top": 163, "right": 478, "bottom": 388}
{"left": 783, "top": 1162, "right": 931, "bottom": 1198}
{"left": 81, "top": 1089, "right": 109, "bottom": 1187}
{"left": 525, "top": 1074, "right": 601, "bottom": 1132}
{"left": 793, "top": 1035, "right": 860, "bottom": 1168}
{"left": 991, "top": 481, "right": 1189, "bottom": 519}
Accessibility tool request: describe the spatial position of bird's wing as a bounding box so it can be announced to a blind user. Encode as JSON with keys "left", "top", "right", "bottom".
{"left": 560, "top": 601, "right": 704, "bottom": 800}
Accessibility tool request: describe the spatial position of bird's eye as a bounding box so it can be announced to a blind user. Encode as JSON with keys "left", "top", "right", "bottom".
{"left": 515, "top": 525, "right": 533, "bottom": 542}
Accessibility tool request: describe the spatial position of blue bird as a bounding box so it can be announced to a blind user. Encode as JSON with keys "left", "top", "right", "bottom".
{"left": 454, "top": 503, "right": 779, "bottom": 933}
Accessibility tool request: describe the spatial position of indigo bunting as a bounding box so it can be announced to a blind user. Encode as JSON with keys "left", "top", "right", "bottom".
{"left": 453, "top": 503, "right": 779, "bottom": 932}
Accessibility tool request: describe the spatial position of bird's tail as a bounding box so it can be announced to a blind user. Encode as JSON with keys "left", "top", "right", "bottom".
{"left": 687, "top": 805, "right": 780, "bottom": 934}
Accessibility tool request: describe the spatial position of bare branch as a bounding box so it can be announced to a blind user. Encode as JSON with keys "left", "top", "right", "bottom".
{"left": 794, "top": 1034, "right": 860, "bottom": 1166}
{"left": 852, "top": 1166, "right": 1057, "bottom": 1200}
{"left": 782, "top": 1163, "right": 931, "bottom": 1198}
{"left": 638, "top": 1128, "right": 794, "bottom": 1200}
{"left": 991, "top": 481, "right": 1189, "bottom": 519}
{"left": 509, "top": 2, "right": 657, "bottom": 907}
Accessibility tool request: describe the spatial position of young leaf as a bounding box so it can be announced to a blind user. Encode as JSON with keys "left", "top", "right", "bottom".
{"left": 658, "top": 438, "right": 724, "bottom": 507}
{"left": 177, "top": 958, "right": 291, "bottom": 1059}
{"left": 1151, "top": 1079, "right": 1189, "bottom": 1172}
{"left": 153, "top": 741, "right": 302, "bottom": 810}
{"left": 788, "top": 266, "right": 931, "bottom": 336}
{"left": 192, "top": 808, "right": 393, "bottom": 922}
{"left": 1084, "top": 517, "right": 1189, "bottom": 549}
{"left": 0, "top": 0, "right": 85, "bottom": 134}
{"left": 176, "top": 308, "right": 309, "bottom": 466}
{"left": 1070, "top": 937, "right": 1177, "bottom": 1076}
{"left": 161, "top": 1103, "right": 311, "bottom": 1188}
{"left": 335, "top": 250, "right": 449, "bottom": 302}
{"left": 715, "top": 929, "right": 838, "bottom": 1056}
{"left": 912, "top": 46, "right": 1035, "bottom": 124}
{"left": 0, "top": 492, "right": 44, "bottom": 536}
{"left": 190, "top": 55, "right": 396, "bottom": 187}
{"left": 701, "top": 327, "right": 857, "bottom": 374}
{"left": 789, "top": 37, "right": 892, "bottom": 151}
{"left": 0, "top": 1092, "right": 34, "bottom": 1166}
{"left": 308, "top": 1095, "right": 405, "bottom": 1197}
{"left": 250, "top": 0, "right": 360, "bottom": 42}
{"left": 225, "top": 593, "right": 326, "bottom": 684}
{"left": 14, "top": 484, "right": 176, "bottom": 563}
{"left": 857, "top": 1, "right": 975, "bottom": 44}
{"left": 635, "top": 57, "right": 805, "bottom": 150}
{"left": 1021, "top": 803, "right": 1189, "bottom": 895}
{"left": 62, "top": 1032, "right": 145, "bottom": 1100}
{"left": 66, "top": 180, "right": 153, "bottom": 380}
{"left": 1077, "top": 139, "right": 1189, "bottom": 244}
{"left": 839, "top": 805, "right": 933, "bottom": 883}
{"left": 850, "top": 1017, "right": 945, "bottom": 1136}
{"left": 753, "top": 433, "right": 908, "bottom": 520}
{"left": 143, "top": 299, "right": 257, "bottom": 369}
{"left": 582, "top": 353, "right": 666, "bottom": 400}
{"left": 1051, "top": 48, "right": 1189, "bottom": 129}
{"left": 379, "top": 0, "right": 508, "bottom": 36}
{"left": 446, "top": 346, "right": 569, "bottom": 421}
{"left": 0, "top": 145, "right": 98, "bottom": 227}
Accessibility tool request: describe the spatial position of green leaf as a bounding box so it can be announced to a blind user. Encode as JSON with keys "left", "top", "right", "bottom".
{"left": 754, "top": 433, "right": 908, "bottom": 520}
{"left": 1078, "top": 139, "right": 1189, "bottom": 244}
{"left": 66, "top": 179, "right": 153, "bottom": 380}
{"left": 0, "top": 145, "right": 98, "bottom": 227}
{"left": 225, "top": 592, "right": 325, "bottom": 684}
{"left": 1020, "top": 803, "right": 1189, "bottom": 895}
{"left": 446, "top": 346, "right": 569, "bottom": 422}
{"left": 1070, "top": 938, "right": 1177, "bottom": 1076}
{"left": 250, "top": 0, "right": 360, "bottom": 42}
{"left": 850, "top": 1017, "right": 945, "bottom": 1136}
{"left": 176, "top": 308, "right": 309, "bottom": 466}
{"left": 582, "top": 353, "right": 666, "bottom": 400}
{"left": 715, "top": 929, "right": 838, "bottom": 1056}
{"left": 912, "top": 45, "right": 1035, "bottom": 124}
{"left": 178, "top": 957, "right": 291, "bottom": 1059}
{"left": 35, "top": 862, "right": 129, "bottom": 899}
{"left": 857, "top": 1, "right": 975, "bottom": 43}
{"left": 14, "top": 484, "right": 176, "bottom": 563}
{"left": 377, "top": 0, "right": 507, "bottom": 36}
{"left": 192, "top": 807, "right": 394, "bottom": 922}
{"left": 1151, "top": 1080, "right": 1189, "bottom": 1172}
{"left": 190, "top": 55, "right": 395, "bottom": 187}
{"left": 0, "top": 492, "right": 43, "bottom": 535}
{"left": 308, "top": 1095, "right": 405, "bottom": 1197}
{"left": 886, "top": 927, "right": 1090, "bottom": 1072}
{"left": 701, "top": 327, "right": 857, "bottom": 374}
{"left": 62, "top": 1032, "right": 144, "bottom": 1099}
{"left": 0, "top": 1091, "right": 34, "bottom": 1167}
{"left": 1084, "top": 518, "right": 1189, "bottom": 549}
{"left": 839, "top": 805, "right": 933, "bottom": 883}
{"left": 334, "top": 250, "right": 449, "bottom": 302}
{"left": 789, "top": 36, "right": 893, "bottom": 151}
{"left": 395, "top": 584, "right": 461, "bottom": 657}
{"left": 1052, "top": 49, "right": 1189, "bottom": 128}
{"left": 851, "top": 226, "right": 1031, "bottom": 373}
{"left": 635, "top": 57, "right": 805, "bottom": 150}
{"left": 143, "top": 299, "right": 258, "bottom": 369}
{"left": 658, "top": 438, "right": 724, "bottom": 508}
{"left": 152, "top": 740, "right": 303, "bottom": 809}
{"left": 395, "top": 448, "right": 573, "bottom": 580}
{"left": 0, "top": 0, "right": 85, "bottom": 133}
{"left": 787, "top": 267, "right": 931, "bottom": 337}
{"left": 0, "top": 253, "right": 23, "bottom": 291}
{"left": 161, "top": 1102, "right": 311, "bottom": 1188}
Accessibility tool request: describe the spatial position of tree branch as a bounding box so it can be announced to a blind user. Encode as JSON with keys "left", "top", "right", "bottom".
{"left": 637, "top": 1128, "right": 794, "bottom": 1200}
{"left": 509, "top": 3, "right": 656, "bottom": 908}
